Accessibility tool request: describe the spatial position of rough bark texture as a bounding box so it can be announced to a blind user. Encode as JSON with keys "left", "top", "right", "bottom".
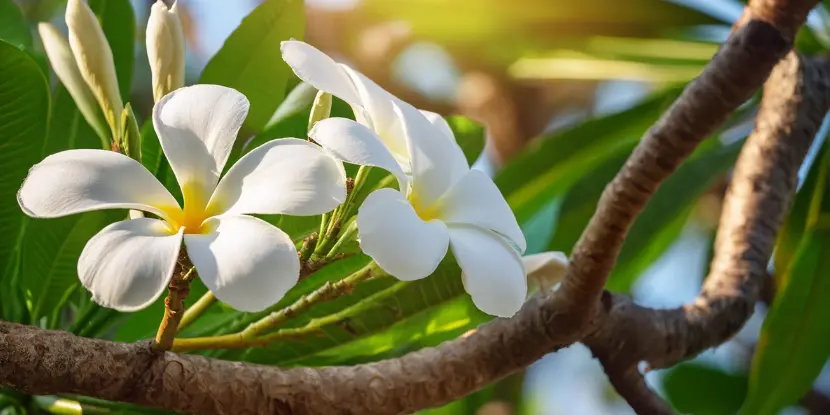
{"left": 1, "top": 1, "right": 826, "bottom": 414}
{"left": 584, "top": 51, "right": 830, "bottom": 382}
{"left": 554, "top": 18, "right": 791, "bottom": 336}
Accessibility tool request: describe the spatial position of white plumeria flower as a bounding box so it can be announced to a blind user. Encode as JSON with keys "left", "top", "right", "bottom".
{"left": 310, "top": 97, "right": 527, "bottom": 317}
{"left": 281, "top": 40, "right": 455, "bottom": 176}
{"left": 522, "top": 251, "right": 569, "bottom": 294}
{"left": 17, "top": 84, "right": 346, "bottom": 312}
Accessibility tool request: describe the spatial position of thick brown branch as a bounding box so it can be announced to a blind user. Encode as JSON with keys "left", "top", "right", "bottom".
{"left": 586, "top": 53, "right": 830, "bottom": 375}
{"left": 554, "top": 19, "right": 791, "bottom": 335}
{"left": 653, "top": 52, "right": 830, "bottom": 368}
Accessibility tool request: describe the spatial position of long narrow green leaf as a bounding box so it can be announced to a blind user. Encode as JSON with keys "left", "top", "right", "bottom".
{"left": 742, "top": 145, "right": 830, "bottom": 414}
{"left": 88, "top": 0, "right": 135, "bottom": 99}
{"left": 495, "top": 86, "right": 682, "bottom": 223}
{"left": 200, "top": 0, "right": 305, "bottom": 134}
{"left": 0, "top": 41, "right": 50, "bottom": 322}
{"left": 537, "top": 129, "right": 744, "bottom": 292}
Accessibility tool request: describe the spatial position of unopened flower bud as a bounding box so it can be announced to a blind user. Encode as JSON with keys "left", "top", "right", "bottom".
{"left": 523, "top": 251, "right": 568, "bottom": 294}
{"left": 146, "top": 0, "right": 185, "bottom": 103}
{"left": 65, "top": 0, "right": 123, "bottom": 138}
{"left": 38, "top": 23, "right": 109, "bottom": 144}
{"left": 307, "top": 90, "right": 332, "bottom": 132}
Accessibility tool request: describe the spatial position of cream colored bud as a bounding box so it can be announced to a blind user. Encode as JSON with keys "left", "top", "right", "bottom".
{"left": 307, "top": 90, "right": 332, "bottom": 132}
{"left": 38, "top": 23, "right": 109, "bottom": 144}
{"left": 146, "top": 0, "right": 185, "bottom": 102}
{"left": 524, "top": 251, "right": 569, "bottom": 294}
{"left": 65, "top": 0, "right": 123, "bottom": 138}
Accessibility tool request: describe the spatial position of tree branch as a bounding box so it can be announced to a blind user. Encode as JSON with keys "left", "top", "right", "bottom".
{"left": 585, "top": 52, "right": 830, "bottom": 376}
{"left": 554, "top": 18, "right": 791, "bottom": 336}
{"left": 599, "top": 361, "right": 675, "bottom": 415}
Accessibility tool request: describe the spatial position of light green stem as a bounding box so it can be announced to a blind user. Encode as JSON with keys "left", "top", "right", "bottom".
{"left": 325, "top": 219, "right": 358, "bottom": 259}
{"left": 171, "top": 262, "right": 379, "bottom": 352}
{"left": 178, "top": 291, "right": 216, "bottom": 332}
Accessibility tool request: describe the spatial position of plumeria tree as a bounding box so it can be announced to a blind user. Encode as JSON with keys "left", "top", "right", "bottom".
{"left": 2, "top": 0, "right": 830, "bottom": 414}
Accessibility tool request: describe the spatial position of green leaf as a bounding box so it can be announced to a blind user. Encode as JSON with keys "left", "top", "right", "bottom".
{"left": 140, "top": 121, "right": 163, "bottom": 175}
{"left": 200, "top": 0, "right": 305, "bottom": 134}
{"left": 21, "top": 85, "right": 117, "bottom": 327}
{"left": 742, "top": 230, "right": 830, "bottom": 415}
{"left": 743, "top": 145, "right": 830, "bottom": 414}
{"left": 88, "top": 0, "right": 135, "bottom": 99}
{"left": 241, "top": 93, "right": 354, "bottom": 160}
{"left": 211, "top": 255, "right": 490, "bottom": 367}
{"left": 539, "top": 138, "right": 739, "bottom": 293}
{"left": 495, "top": 86, "right": 683, "bottom": 223}
{"left": 23, "top": 212, "right": 119, "bottom": 327}
{"left": 446, "top": 115, "right": 486, "bottom": 165}
{"left": 139, "top": 120, "right": 182, "bottom": 203}
{"left": 664, "top": 363, "right": 748, "bottom": 415}
{"left": 0, "top": 41, "right": 50, "bottom": 321}
{"left": 545, "top": 146, "right": 632, "bottom": 253}
{"left": 0, "top": 0, "right": 31, "bottom": 50}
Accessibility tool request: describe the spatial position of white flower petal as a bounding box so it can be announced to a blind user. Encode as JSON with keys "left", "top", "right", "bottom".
{"left": 153, "top": 84, "right": 249, "bottom": 202}
{"left": 452, "top": 225, "right": 526, "bottom": 318}
{"left": 280, "top": 40, "right": 411, "bottom": 165}
{"left": 78, "top": 218, "right": 183, "bottom": 312}
{"left": 438, "top": 169, "right": 526, "bottom": 252}
{"left": 339, "top": 66, "right": 410, "bottom": 162}
{"left": 393, "top": 100, "right": 469, "bottom": 208}
{"left": 185, "top": 215, "right": 299, "bottom": 312}
{"left": 309, "top": 117, "right": 408, "bottom": 190}
{"left": 280, "top": 40, "right": 362, "bottom": 108}
{"left": 523, "top": 251, "right": 569, "bottom": 293}
{"left": 420, "top": 110, "right": 456, "bottom": 143}
{"left": 357, "top": 188, "right": 449, "bottom": 281}
{"left": 208, "top": 138, "right": 346, "bottom": 216}
{"left": 18, "top": 149, "right": 180, "bottom": 220}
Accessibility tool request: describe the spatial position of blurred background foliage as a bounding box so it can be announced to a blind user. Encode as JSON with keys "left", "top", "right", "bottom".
{"left": 1, "top": 0, "right": 830, "bottom": 414}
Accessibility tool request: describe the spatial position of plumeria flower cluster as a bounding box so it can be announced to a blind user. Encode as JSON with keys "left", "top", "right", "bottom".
{"left": 23, "top": 4, "right": 567, "bottom": 319}
{"left": 282, "top": 41, "right": 535, "bottom": 317}
{"left": 19, "top": 85, "right": 346, "bottom": 312}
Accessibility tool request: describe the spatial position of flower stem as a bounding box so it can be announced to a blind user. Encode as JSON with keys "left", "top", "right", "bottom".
{"left": 171, "top": 262, "right": 379, "bottom": 352}
{"left": 325, "top": 219, "right": 357, "bottom": 260}
{"left": 243, "top": 261, "right": 375, "bottom": 337}
{"left": 177, "top": 291, "right": 216, "bottom": 333}
{"left": 152, "top": 251, "right": 194, "bottom": 351}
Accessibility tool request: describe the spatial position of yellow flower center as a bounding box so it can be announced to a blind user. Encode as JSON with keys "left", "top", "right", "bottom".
{"left": 409, "top": 188, "right": 443, "bottom": 222}
{"left": 160, "top": 181, "right": 214, "bottom": 235}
